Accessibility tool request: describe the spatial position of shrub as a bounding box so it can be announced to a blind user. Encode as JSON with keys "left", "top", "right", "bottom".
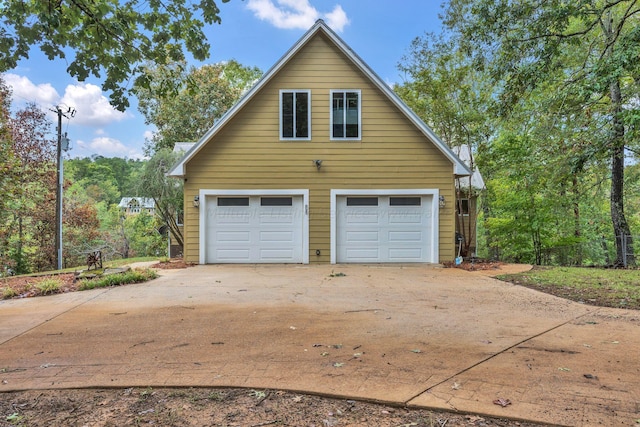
{"left": 78, "top": 269, "right": 158, "bottom": 291}
{"left": 36, "top": 278, "right": 63, "bottom": 295}
{"left": 2, "top": 286, "right": 17, "bottom": 299}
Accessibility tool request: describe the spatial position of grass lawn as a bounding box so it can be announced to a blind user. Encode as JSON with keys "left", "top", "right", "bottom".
{"left": 498, "top": 266, "right": 640, "bottom": 310}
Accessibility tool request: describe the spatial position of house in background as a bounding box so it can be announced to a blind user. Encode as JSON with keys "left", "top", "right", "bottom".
{"left": 452, "top": 145, "right": 486, "bottom": 258}
{"left": 169, "top": 20, "right": 470, "bottom": 264}
{"left": 118, "top": 197, "right": 155, "bottom": 216}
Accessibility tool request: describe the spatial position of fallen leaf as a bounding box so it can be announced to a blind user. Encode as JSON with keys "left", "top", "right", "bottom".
{"left": 452, "top": 382, "right": 461, "bottom": 390}
{"left": 558, "top": 367, "right": 571, "bottom": 372}
{"left": 584, "top": 374, "right": 598, "bottom": 380}
{"left": 321, "top": 352, "right": 329, "bottom": 357}
{"left": 493, "top": 398, "right": 511, "bottom": 407}
{"left": 411, "top": 349, "right": 422, "bottom": 353}
{"left": 333, "top": 362, "right": 344, "bottom": 368}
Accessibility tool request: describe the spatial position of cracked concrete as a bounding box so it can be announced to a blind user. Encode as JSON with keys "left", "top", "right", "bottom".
{"left": 1, "top": 264, "right": 639, "bottom": 426}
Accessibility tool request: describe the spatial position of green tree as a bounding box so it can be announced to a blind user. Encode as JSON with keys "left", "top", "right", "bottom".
{"left": 136, "top": 59, "right": 262, "bottom": 152}
{"left": 396, "top": 33, "right": 494, "bottom": 256}
{"left": 138, "top": 149, "right": 183, "bottom": 249}
{"left": 0, "top": 77, "right": 20, "bottom": 273}
{"left": 0, "top": 0, "right": 230, "bottom": 110}
{"left": 443, "top": 0, "right": 639, "bottom": 266}
{"left": 124, "top": 211, "right": 165, "bottom": 257}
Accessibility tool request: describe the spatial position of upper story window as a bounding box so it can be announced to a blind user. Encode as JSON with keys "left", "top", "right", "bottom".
{"left": 331, "top": 90, "right": 361, "bottom": 140}
{"left": 280, "top": 90, "right": 310, "bottom": 140}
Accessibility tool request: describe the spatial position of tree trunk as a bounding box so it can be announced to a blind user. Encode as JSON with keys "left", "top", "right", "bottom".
{"left": 572, "top": 176, "right": 582, "bottom": 266}
{"left": 609, "top": 79, "right": 634, "bottom": 266}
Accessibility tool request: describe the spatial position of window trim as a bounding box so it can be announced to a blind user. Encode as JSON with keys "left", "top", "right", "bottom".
{"left": 330, "top": 89, "right": 362, "bottom": 141}
{"left": 456, "top": 198, "right": 470, "bottom": 216}
{"left": 279, "top": 89, "right": 311, "bottom": 141}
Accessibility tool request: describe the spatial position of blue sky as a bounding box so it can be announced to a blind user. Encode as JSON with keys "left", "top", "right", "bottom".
{"left": 4, "top": 0, "right": 445, "bottom": 159}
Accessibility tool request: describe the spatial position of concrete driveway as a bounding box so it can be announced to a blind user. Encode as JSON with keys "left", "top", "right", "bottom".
{"left": 1, "top": 264, "right": 639, "bottom": 426}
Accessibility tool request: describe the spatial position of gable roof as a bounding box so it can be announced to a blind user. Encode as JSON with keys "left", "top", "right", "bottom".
{"left": 168, "top": 19, "right": 470, "bottom": 178}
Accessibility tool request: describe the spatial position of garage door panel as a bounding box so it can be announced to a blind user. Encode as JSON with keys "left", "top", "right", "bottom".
{"left": 259, "top": 231, "right": 294, "bottom": 243}
{"left": 345, "top": 213, "right": 379, "bottom": 224}
{"left": 259, "top": 210, "right": 295, "bottom": 224}
{"left": 216, "top": 231, "right": 251, "bottom": 243}
{"left": 388, "top": 231, "right": 422, "bottom": 242}
{"left": 345, "top": 248, "right": 380, "bottom": 260}
{"left": 260, "top": 249, "right": 295, "bottom": 260}
{"left": 215, "top": 249, "right": 251, "bottom": 261}
{"left": 214, "top": 214, "right": 251, "bottom": 224}
{"left": 388, "top": 214, "right": 423, "bottom": 225}
{"left": 389, "top": 248, "right": 423, "bottom": 260}
{"left": 346, "top": 230, "right": 379, "bottom": 242}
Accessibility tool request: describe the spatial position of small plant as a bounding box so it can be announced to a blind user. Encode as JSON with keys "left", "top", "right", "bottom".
{"left": 36, "top": 278, "right": 62, "bottom": 295}
{"left": 2, "top": 286, "right": 18, "bottom": 299}
{"left": 6, "top": 412, "right": 24, "bottom": 425}
{"left": 78, "top": 269, "right": 158, "bottom": 291}
{"left": 139, "top": 387, "right": 154, "bottom": 400}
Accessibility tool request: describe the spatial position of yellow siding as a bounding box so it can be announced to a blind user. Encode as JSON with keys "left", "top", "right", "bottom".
{"left": 182, "top": 32, "right": 457, "bottom": 264}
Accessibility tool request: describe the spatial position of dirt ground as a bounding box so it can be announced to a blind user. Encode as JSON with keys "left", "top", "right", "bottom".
{"left": 0, "top": 387, "right": 542, "bottom": 427}
{"left": 0, "top": 259, "right": 548, "bottom": 426}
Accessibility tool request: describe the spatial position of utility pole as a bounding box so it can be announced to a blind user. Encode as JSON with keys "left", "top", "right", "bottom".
{"left": 53, "top": 105, "right": 75, "bottom": 270}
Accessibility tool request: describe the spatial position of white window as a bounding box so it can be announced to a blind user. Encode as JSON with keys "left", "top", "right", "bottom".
{"left": 280, "top": 90, "right": 311, "bottom": 140}
{"left": 331, "top": 90, "right": 361, "bottom": 140}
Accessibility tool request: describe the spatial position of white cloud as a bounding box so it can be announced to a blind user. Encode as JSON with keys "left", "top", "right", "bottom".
{"left": 60, "top": 82, "right": 131, "bottom": 127}
{"left": 3, "top": 73, "right": 59, "bottom": 105}
{"left": 246, "top": 0, "right": 350, "bottom": 31}
{"left": 323, "top": 5, "right": 349, "bottom": 30}
{"left": 76, "top": 137, "right": 144, "bottom": 159}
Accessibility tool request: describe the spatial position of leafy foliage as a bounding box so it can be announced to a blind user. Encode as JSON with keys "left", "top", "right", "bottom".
{"left": 138, "top": 149, "right": 184, "bottom": 248}
{"left": 426, "top": 0, "right": 640, "bottom": 265}
{"left": 0, "top": 0, "right": 230, "bottom": 110}
{"left": 136, "top": 60, "right": 262, "bottom": 152}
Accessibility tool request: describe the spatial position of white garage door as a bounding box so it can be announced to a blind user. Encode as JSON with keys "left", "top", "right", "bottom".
{"left": 336, "top": 195, "right": 433, "bottom": 263}
{"left": 205, "top": 195, "right": 304, "bottom": 263}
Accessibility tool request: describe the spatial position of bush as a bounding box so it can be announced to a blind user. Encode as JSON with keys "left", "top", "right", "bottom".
{"left": 78, "top": 268, "right": 158, "bottom": 291}
{"left": 36, "top": 278, "right": 63, "bottom": 295}
{"left": 2, "top": 286, "right": 17, "bottom": 299}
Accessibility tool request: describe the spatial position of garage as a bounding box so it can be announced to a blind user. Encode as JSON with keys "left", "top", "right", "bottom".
{"left": 331, "top": 190, "right": 438, "bottom": 263}
{"left": 202, "top": 191, "right": 308, "bottom": 264}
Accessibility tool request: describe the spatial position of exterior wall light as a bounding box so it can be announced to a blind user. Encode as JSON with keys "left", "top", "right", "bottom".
{"left": 313, "top": 159, "right": 322, "bottom": 170}
{"left": 193, "top": 196, "right": 200, "bottom": 208}
{"left": 439, "top": 195, "right": 445, "bottom": 208}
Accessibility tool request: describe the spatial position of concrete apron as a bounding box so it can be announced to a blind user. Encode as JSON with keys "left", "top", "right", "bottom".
{"left": 0, "top": 264, "right": 638, "bottom": 426}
